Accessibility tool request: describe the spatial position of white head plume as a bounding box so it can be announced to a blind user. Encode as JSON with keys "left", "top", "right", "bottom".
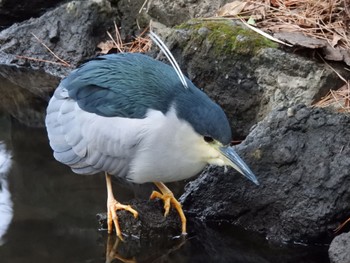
{"left": 149, "top": 31, "right": 188, "bottom": 89}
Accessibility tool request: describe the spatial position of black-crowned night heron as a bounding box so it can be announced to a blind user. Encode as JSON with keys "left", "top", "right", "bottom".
{"left": 45, "top": 33, "right": 259, "bottom": 240}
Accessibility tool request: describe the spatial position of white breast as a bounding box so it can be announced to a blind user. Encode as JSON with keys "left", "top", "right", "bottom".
{"left": 128, "top": 107, "right": 209, "bottom": 183}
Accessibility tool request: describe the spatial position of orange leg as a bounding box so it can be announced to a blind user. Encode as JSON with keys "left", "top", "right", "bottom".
{"left": 105, "top": 235, "right": 136, "bottom": 263}
{"left": 105, "top": 172, "right": 138, "bottom": 240}
{"left": 150, "top": 182, "right": 187, "bottom": 235}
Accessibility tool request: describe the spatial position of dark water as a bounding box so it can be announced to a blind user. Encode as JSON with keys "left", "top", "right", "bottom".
{"left": 0, "top": 113, "right": 331, "bottom": 263}
{"left": 0, "top": 66, "right": 330, "bottom": 263}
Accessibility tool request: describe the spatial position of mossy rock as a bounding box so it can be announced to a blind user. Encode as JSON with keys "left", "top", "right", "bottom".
{"left": 176, "top": 18, "right": 278, "bottom": 56}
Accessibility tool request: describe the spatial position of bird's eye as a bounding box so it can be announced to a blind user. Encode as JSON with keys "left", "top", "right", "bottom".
{"left": 203, "top": 136, "right": 214, "bottom": 143}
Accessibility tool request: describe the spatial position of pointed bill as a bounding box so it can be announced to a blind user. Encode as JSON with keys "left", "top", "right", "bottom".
{"left": 219, "top": 146, "right": 259, "bottom": 185}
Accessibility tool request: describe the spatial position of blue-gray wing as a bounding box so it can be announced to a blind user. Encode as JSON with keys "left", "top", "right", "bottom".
{"left": 63, "top": 53, "right": 180, "bottom": 118}
{"left": 45, "top": 86, "right": 145, "bottom": 178}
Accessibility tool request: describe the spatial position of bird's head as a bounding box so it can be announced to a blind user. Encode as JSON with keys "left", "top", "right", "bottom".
{"left": 148, "top": 32, "right": 258, "bottom": 185}
{"left": 175, "top": 84, "right": 259, "bottom": 186}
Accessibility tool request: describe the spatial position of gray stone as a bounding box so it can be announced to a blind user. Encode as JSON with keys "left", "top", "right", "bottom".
{"left": 141, "top": 0, "right": 227, "bottom": 27}
{"left": 151, "top": 21, "right": 342, "bottom": 138}
{"left": 0, "top": 64, "right": 59, "bottom": 127}
{"left": 329, "top": 232, "right": 350, "bottom": 263}
{"left": 0, "top": 0, "right": 117, "bottom": 77}
{"left": 181, "top": 105, "right": 350, "bottom": 243}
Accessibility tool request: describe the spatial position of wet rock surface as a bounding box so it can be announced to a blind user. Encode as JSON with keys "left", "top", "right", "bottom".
{"left": 97, "top": 199, "right": 181, "bottom": 240}
{"left": 181, "top": 105, "right": 350, "bottom": 243}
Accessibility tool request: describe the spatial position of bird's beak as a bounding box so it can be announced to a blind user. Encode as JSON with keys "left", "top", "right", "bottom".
{"left": 219, "top": 146, "right": 259, "bottom": 185}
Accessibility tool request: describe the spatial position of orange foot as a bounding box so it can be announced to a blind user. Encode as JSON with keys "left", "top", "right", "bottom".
{"left": 150, "top": 182, "right": 187, "bottom": 235}
{"left": 105, "top": 171, "right": 138, "bottom": 240}
{"left": 105, "top": 235, "right": 136, "bottom": 263}
{"left": 107, "top": 198, "right": 138, "bottom": 240}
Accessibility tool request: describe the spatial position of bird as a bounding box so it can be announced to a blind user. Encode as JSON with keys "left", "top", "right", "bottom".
{"left": 45, "top": 32, "right": 259, "bottom": 240}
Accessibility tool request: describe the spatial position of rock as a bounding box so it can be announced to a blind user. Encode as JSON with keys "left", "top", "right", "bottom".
{"left": 109, "top": 0, "right": 147, "bottom": 38}
{"left": 0, "top": 64, "right": 59, "bottom": 127}
{"left": 151, "top": 20, "right": 342, "bottom": 138}
{"left": 96, "top": 199, "right": 182, "bottom": 239}
{"left": 0, "top": 0, "right": 347, "bottom": 246}
{"left": 0, "top": 2, "right": 343, "bottom": 134}
{"left": 0, "top": 0, "right": 65, "bottom": 29}
{"left": 329, "top": 232, "right": 350, "bottom": 263}
{"left": 141, "top": 0, "right": 227, "bottom": 27}
{"left": 181, "top": 105, "right": 350, "bottom": 243}
{"left": 0, "top": 0, "right": 117, "bottom": 77}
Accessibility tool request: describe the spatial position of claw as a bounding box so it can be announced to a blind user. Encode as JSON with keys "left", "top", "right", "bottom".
{"left": 150, "top": 183, "right": 187, "bottom": 235}
{"left": 107, "top": 199, "right": 139, "bottom": 240}
{"left": 150, "top": 190, "right": 172, "bottom": 217}
{"left": 105, "top": 172, "right": 138, "bottom": 240}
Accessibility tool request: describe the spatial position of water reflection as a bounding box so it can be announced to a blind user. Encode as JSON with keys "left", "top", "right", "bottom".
{"left": 0, "top": 142, "right": 13, "bottom": 246}
{"left": 0, "top": 64, "right": 59, "bottom": 127}
{"left": 104, "top": 234, "right": 186, "bottom": 263}
{"left": 0, "top": 66, "right": 331, "bottom": 262}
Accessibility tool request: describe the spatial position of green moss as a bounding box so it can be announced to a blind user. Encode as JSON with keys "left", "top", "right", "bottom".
{"left": 176, "top": 19, "right": 277, "bottom": 55}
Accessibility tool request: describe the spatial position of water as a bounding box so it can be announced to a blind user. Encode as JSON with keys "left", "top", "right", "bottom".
{"left": 0, "top": 66, "right": 330, "bottom": 263}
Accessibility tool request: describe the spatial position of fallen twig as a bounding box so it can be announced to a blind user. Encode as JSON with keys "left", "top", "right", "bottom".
{"left": 98, "top": 23, "right": 151, "bottom": 54}
{"left": 31, "top": 33, "right": 70, "bottom": 67}
{"left": 16, "top": 55, "right": 71, "bottom": 67}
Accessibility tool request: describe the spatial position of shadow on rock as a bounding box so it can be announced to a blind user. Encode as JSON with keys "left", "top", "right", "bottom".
{"left": 181, "top": 105, "right": 350, "bottom": 244}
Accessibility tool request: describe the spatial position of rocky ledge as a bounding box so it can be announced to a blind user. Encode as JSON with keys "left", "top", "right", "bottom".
{"left": 1, "top": 0, "right": 349, "bottom": 261}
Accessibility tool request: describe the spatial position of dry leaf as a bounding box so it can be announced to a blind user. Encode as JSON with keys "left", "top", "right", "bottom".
{"left": 213, "top": 0, "right": 350, "bottom": 64}
{"left": 243, "top": 1, "right": 268, "bottom": 19}
{"left": 270, "top": 0, "right": 281, "bottom": 7}
{"left": 314, "top": 83, "right": 350, "bottom": 113}
{"left": 97, "top": 40, "right": 116, "bottom": 54}
{"left": 266, "top": 24, "right": 302, "bottom": 32}
{"left": 217, "top": 1, "right": 247, "bottom": 17}
{"left": 323, "top": 44, "right": 344, "bottom": 61}
{"left": 340, "top": 49, "right": 350, "bottom": 66}
{"left": 331, "top": 33, "right": 342, "bottom": 47}
{"left": 274, "top": 32, "right": 327, "bottom": 48}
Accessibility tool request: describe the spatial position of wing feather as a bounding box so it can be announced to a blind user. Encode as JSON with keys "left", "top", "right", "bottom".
{"left": 62, "top": 53, "right": 185, "bottom": 118}
{"left": 46, "top": 86, "right": 146, "bottom": 178}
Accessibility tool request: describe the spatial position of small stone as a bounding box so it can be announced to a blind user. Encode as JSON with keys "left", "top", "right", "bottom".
{"left": 287, "top": 107, "right": 295, "bottom": 117}
{"left": 197, "top": 27, "right": 209, "bottom": 36}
